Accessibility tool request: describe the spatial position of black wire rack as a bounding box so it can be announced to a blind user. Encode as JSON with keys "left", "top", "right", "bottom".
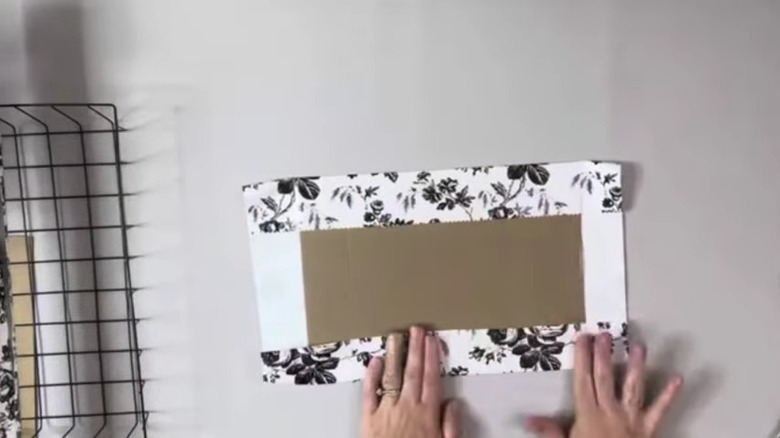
{"left": 0, "top": 104, "right": 147, "bottom": 437}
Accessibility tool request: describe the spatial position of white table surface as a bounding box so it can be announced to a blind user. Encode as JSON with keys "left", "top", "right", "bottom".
{"left": 2, "top": 1, "right": 779, "bottom": 437}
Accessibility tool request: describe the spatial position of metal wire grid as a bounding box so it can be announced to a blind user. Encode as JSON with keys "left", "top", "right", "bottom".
{"left": 0, "top": 104, "right": 147, "bottom": 437}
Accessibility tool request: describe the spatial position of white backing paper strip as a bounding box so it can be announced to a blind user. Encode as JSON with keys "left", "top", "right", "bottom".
{"left": 250, "top": 231, "right": 308, "bottom": 351}
{"left": 582, "top": 210, "right": 627, "bottom": 322}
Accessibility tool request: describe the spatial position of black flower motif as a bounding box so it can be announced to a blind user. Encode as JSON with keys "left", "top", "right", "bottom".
{"left": 283, "top": 342, "right": 343, "bottom": 385}
{"left": 506, "top": 164, "right": 550, "bottom": 185}
{"left": 602, "top": 198, "right": 614, "bottom": 209}
{"left": 488, "top": 206, "right": 513, "bottom": 220}
{"left": 437, "top": 178, "right": 458, "bottom": 194}
{"left": 364, "top": 212, "right": 376, "bottom": 223}
{"left": 259, "top": 220, "right": 284, "bottom": 232}
{"left": 609, "top": 186, "right": 622, "bottom": 200}
{"left": 277, "top": 177, "right": 321, "bottom": 200}
{"left": 479, "top": 326, "right": 568, "bottom": 371}
{"left": 448, "top": 366, "right": 469, "bottom": 376}
{"left": 286, "top": 354, "right": 339, "bottom": 384}
{"left": 509, "top": 326, "right": 567, "bottom": 371}
{"left": 487, "top": 328, "right": 523, "bottom": 346}
{"left": 370, "top": 200, "right": 384, "bottom": 214}
{"left": 261, "top": 350, "right": 298, "bottom": 368}
{"left": 422, "top": 184, "right": 442, "bottom": 203}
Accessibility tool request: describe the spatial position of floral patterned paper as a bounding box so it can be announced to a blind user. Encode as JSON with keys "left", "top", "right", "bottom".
{"left": 261, "top": 323, "right": 628, "bottom": 385}
{"left": 243, "top": 161, "right": 626, "bottom": 385}
{"left": 0, "top": 149, "right": 20, "bottom": 435}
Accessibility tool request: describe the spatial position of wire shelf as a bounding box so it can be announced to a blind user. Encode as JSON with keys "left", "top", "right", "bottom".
{"left": 0, "top": 104, "right": 147, "bottom": 438}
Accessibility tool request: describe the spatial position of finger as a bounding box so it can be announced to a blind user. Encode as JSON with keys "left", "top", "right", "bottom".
{"left": 380, "top": 332, "right": 405, "bottom": 405}
{"left": 362, "top": 357, "right": 384, "bottom": 415}
{"left": 421, "top": 333, "right": 442, "bottom": 404}
{"left": 643, "top": 376, "right": 683, "bottom": 435}
{"left": 593, "top": 332, "right": 619, "bottom": 409}
{"left": 442, "top": 399, "right": 461, "bottom": 438}
{"left": 622, "top": 343, "right": 647, "bottom": 416}
{"left": 525, "top": 417, "right": 565, "bottom": 438}
{"left": 402, "top": 326, "right": 425, "bottom": 401}
{"left": 573, "top": 334, "right": 596, "bottom": 412}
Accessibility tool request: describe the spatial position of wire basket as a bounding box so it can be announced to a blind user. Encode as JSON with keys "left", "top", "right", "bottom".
{"left": 0, "top": 104, "right": 147, "bottom": 437}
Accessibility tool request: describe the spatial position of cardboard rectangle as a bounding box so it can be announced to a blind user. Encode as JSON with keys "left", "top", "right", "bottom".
{"left": 8, "top": 236, "right": 37, "bottom": 438}
{"left": 301, "top": 215, "right": 585, "bottom": 345}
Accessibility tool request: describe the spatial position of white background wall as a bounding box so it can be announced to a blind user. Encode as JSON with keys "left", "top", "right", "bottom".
{"left": 2, "top": 1, "right": 780, "bottom": 437}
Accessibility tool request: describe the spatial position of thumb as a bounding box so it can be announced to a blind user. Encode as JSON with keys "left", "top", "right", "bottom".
{"left": 442, "top": 399, "right": 461, "bottom": 438}
{"left": 525, "top": 416, "right": 565, "bottom": 438}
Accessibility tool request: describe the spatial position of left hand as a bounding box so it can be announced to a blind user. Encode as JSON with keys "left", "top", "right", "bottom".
{"left": 361, "top": 326, "right": 461, "bottom": 438}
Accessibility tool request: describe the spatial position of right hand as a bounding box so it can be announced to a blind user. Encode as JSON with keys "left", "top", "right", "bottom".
{"left": 527, "top": 333, "right": 683, "bottom": 438}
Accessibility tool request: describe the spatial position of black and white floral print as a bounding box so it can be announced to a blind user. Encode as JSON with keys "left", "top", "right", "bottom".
{"left": 245, "top": 161, "right": 626, "bottom": 385}
{"left": 260, "top": 323, "right": 628, "bottom": 384}
{"left": 243, "top": 161, "right": 622, "bottom": 234}
{"left": 0, "top": 154, "right": 19, "bottom": 436}
{"left": 470, "top": 326, "right": 567, "bottom": 371}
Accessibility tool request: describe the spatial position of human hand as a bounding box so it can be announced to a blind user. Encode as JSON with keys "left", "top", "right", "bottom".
{"left": 527, "top": 333, "right": 683, "bottom": 438}
{"left": 361, "top": 326, "right": 460, "bottom": 438}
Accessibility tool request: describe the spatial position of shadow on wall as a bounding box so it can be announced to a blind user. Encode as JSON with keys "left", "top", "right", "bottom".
{"left": 23, "top": 2, "right": 89, "bottom": 102}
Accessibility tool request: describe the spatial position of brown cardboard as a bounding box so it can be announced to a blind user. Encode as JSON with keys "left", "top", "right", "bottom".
{"left": 301, "top": 215, "right": 585, "bottom": 345}
{"left": 8, "top": 236, "right": 36, "bottom": 437}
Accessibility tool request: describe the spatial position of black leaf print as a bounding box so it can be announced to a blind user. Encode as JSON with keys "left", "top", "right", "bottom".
{"left": 314, "top": 371, "right": 337, "bottom": 384}
{"left": 506, "top": 164, "right": 550, "bottom": 185}
{"left": 365, "top": 186, "right": 379, "bottom": 198}
{"left": 603, "top": 173, "right": 617, "bottom": 184}
{"left": 541, "top": 342, "right": 564, "bottom": 355}
{"left": 295, "top": 368, "right": 315, "bottom": 384}
{"left": 512, "top": 344, "right": 531, "bottom": 356}
{"left": 319, "top": 358, "right": 339, "bottom": 370}
{"left": 384, "top": 172, "right": 399, "bottom": 182}
{"left": 261, "top": 197, "right": 278, "bottom": 212}
{"left": 286, "top": 363, "right": 305, "bottom": 375}
{"left": 539, "top": 355, "right": 562, "bottom": 371}
{"left": 526, "top": 165, "right": 550, "bottom": 185}
{"left": 297, "top": 178, "right": 320, "bottom": 200}
{"left": 490, "top": 182, "right": 507, "bottom": 197}
{"left": 277, "top": 178, "right": 321, "bottom": 200}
